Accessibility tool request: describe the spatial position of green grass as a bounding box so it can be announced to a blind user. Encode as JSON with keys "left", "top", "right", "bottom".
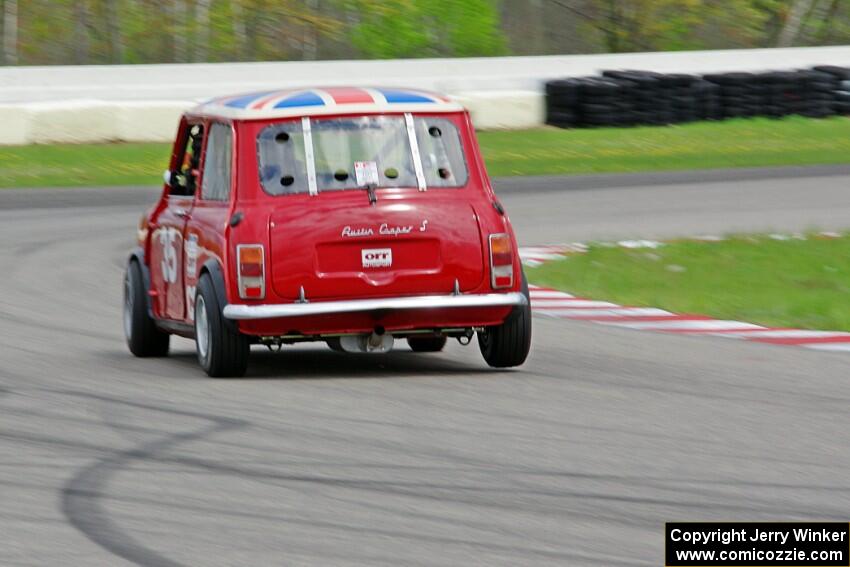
{"left": 0, "top": 142, "right": 171, "bottom": 187}
{"left": 1, "top": 116, "right": 849, "bottom": 187}
{"left": 477, "top": 116, "right": 850, "bottom": 177}
{"left": 526, "top": 234, "right": 850, "bottom": 332}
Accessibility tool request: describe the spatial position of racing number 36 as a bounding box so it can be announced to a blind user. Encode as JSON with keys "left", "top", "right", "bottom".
{"left": 160, "top": 228, "right": 180, "bottom": 284}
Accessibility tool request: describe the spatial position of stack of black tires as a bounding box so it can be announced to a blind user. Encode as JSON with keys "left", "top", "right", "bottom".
{"left": 814, "top": 65, "right": 850, "bottom": 116}
{"left": 751, "top": 71, "right": 806, "bottom": 117}
{"left": 692, "top": 79, "right": 723, "bottom": 121}
{"left": 703, "top": 72, "right": 761, "bottom": 118}
{"left": 545, "top": 65, "right": 850, "bottom": 129}
{"left": 544, "top": 78, "right": 582, "bottom": 127}
{"left": 602, "top": 70, "right": 700, "bottom": 125}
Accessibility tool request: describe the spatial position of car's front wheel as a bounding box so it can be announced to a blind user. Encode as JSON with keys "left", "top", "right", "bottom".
{"left": 478, "top": 273, "right": 532, "bottom": 368}
{"left": 195, "top": 274, "right": 249, "bottom": 377}
{"left": 124, "top": 260, "right": 170, "bottom": 357}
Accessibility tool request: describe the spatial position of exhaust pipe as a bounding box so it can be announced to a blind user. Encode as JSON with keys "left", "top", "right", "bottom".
{"left": 339, "top": 327, "right": 394, "bottom": 353}
{"left": 368, "top": 326, "right": 386, "bottom": 348}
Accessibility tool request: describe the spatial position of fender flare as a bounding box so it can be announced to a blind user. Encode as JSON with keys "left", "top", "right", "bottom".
{"left": 200, "top": 259, "right": 238, "bottom": 333}
{"left": 504, "top": 269, "right": 530, "bottom": 323}
{"left": 128, "top": 247, "right": 154, "bottom": 319}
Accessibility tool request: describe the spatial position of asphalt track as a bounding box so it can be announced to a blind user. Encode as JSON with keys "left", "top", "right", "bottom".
{"left": 2, "top": 167, "right": 850, "bottom": 566}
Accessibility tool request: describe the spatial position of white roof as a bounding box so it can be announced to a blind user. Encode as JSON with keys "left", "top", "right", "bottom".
{"left": 192, "top": 86, "right": 464, "bottom": 120}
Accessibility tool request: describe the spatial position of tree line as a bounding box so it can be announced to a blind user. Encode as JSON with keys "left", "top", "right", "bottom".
{"left": 1, "top": 0, "right": 848, "bottom": 66}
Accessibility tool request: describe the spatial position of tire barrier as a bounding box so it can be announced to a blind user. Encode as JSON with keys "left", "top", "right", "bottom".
{"left": 546, "top": 66, "right": 850, "bottom": 128}
{"left": 814, "top": 65, "right": 850, "bottom": 116}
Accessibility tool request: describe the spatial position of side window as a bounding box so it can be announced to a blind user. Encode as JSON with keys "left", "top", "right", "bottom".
{"left": 256, "top": 121, "right": 309, "bottom": 195}
{"left": 413, "top": 118, "right": 469, "bottom": 188}
{"left": 170, "top": 123, "right": 205, "bottom": 196}
{"left": 201, "top": 123, "right": 232, "bottom": 201}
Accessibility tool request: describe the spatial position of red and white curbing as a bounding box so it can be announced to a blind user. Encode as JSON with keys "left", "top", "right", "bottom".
{"left": 519, "top": 240, "right": 850, "bottom": 353}
{"left": 519, "top": 244, "right": 588, "bottom": 267}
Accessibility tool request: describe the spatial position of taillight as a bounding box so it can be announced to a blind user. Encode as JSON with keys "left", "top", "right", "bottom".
{"left": 237, "top": 244, "right": 265, "bottom": 299}
{"left": 489, "top": 233, "right": 514, "bottom": 289}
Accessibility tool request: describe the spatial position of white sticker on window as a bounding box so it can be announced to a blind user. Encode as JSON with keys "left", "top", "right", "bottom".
{"left": 354, "top": 161, "right": 380, "bottom": 186}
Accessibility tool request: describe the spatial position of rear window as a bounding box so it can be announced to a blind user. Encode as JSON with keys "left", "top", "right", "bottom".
{"left": 412, "top": 117, "right": 468, "bottom": 188}
{"left": 257, "top": 115, "right": 468, "bottom": 196}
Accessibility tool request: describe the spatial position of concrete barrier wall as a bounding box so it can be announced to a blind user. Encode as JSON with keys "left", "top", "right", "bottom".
{"left": 116, "top": 101, "right": 190, "bottom": 143}
{"left": 0, "top": 104, "right": 31, "bottom": 145}
{"left": 453, "top": 91, "right": 544, "bottom": 130}
{"left": 4, "top": 100, "right": 189, "bottom": 145}
{"left": 0, "top": 45, "right": 848, "bottom": 145}
{"left": 0, "top": 93, "right": 542, "bottom": 144}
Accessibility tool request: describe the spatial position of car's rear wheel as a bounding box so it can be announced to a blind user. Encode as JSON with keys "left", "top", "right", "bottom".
{"left": 407, "top": 336, "right": 447, "bottom": 352}
{"left": 478, "top": 273, "right": 532, "bottom": 368}
{"left": 124, "top": 260, "right": 169, "bottom": 357}
{"left": 195, "top": 273, "right": 249, "bottom": 378}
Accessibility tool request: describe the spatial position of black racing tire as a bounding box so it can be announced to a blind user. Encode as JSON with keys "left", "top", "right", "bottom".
{"left": 629, "top": 111, "right": 652, "bottom": 125}
{"left": 807, "top": 82, "right": 839, "bottom": 93}
{"left": 583, "top": 92, "right": 625, "bottom": 104}
{"left": 670, "top": 94, "right": 695, "bottom": 105}
{"left": 723, "top": 107, "right": 748, "bottom": 118}
{"left": 195, "top": 273, "right": 249, "bottom": 377}
{"left": 706, "top": 72, "right": 755, "bottom": 86}
{"left": 545, "top": 79, "right": 581, "bottom": 98}
{"left": 407, "top": 336, "right": 447, "bottom": 353}
{"left": 581, "top": 102, "right": 620, "bottom": 113}
{"left": 666, "top": 73, "right": 695, "bottom": 87}
{"left": 546, "top": 111, "right": 577, "bottom": 128}
{"left": 801, "top": 107, "right": 834, "bottom": 118}
{"left": 812, "top": 65, "right": 850, "bottom": 80}
{"left": 807, "top": 92, "right": 837, "bottom": 102}
{"left": 581, "top": 118, "right": 619, "bottom": 128}
{"left": 124, "top": 260, "right": 169, "bottom": 357}
{"left": 547, "top": 93, "right": 579, "bottom": 108}
{"left": 326, "top": 337, "right": 345, "bottom": 352}
{"left": 608, "top": 72, "right": 660, "bottom": 87}
{"left": 478, "top": 273, "right": 532, "bottom": 368}
{"left": 580, "top": 79, "right": 622, "bottom": 96}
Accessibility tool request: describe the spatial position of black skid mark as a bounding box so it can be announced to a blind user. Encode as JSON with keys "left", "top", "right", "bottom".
{"left": 58, "top": 391, "right": 248, "bottom": 567}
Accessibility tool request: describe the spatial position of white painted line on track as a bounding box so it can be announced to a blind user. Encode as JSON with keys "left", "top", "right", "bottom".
{"left": 805, "top": 343, "right": 850, "bottom": 352}
{"left": 603, "top": 320, "right": 766, "bottom": 331}
{"left": 528, "top": 290, "right": 576, "bottom": 299}
{"left": 708, "top": 329, "right": 850, "bottom": 339}
{"left": 542, "top": 307, "right": 674, "bottom": 318}
{"left": 530, "top": 299, "right": 619, "bottom": 308}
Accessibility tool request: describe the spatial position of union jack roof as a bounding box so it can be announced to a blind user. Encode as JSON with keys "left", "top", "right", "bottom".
{"left": 193, "top": 86, "right": 464, "bottom": 119}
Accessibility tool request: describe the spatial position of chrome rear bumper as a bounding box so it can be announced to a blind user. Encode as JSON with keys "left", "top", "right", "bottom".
{"left": 222, "top": 292, "right": 526, "bottom": 320}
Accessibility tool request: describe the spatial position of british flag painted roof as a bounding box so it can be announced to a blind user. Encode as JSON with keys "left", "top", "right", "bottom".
{"left": 193, "top": 86, "right": 464, "bottom": 119}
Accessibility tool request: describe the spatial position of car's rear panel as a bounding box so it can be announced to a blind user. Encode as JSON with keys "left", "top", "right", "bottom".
{"left": 267, "top": 192, "right": 487, "bottom": 301}
{"left": 226, "top": 110, "right": 521, "bottom": 337}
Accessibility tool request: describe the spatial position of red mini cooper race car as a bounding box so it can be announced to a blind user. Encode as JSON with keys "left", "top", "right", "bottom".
{"left": 124, "top": 87, "right": 531, "bottom": 377}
